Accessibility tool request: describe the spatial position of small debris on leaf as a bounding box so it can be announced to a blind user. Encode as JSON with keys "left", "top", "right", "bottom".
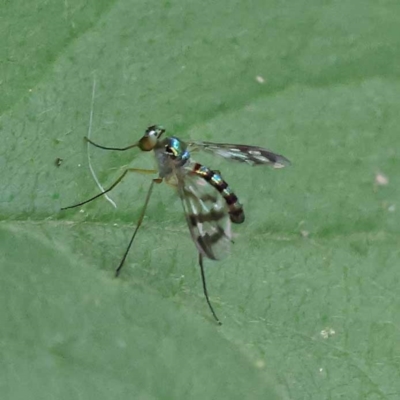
{"left": 375, "top": 172, "right": 388, "bottom": 186}
{"left": 255, "top": 75, "right": 265, "bottom": 84}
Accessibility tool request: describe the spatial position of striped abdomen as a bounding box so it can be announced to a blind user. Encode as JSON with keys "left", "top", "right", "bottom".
{"left": 192, "top": 163, "right": 245, "bottom": 224}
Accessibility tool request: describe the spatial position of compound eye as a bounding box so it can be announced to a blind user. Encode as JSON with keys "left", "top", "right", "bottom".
{"left": 145, "top": 125, "right": 165, "bottom": 138}
{"left": 145, "top": 126, "right": 157, "bottom": 138}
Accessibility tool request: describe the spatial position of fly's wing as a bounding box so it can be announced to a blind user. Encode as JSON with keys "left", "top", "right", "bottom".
{"left": 176, "top": 166, "right": 232, "bottom": 261}
{"left": 188, "top": 141, "right": 291, "bottom": 168}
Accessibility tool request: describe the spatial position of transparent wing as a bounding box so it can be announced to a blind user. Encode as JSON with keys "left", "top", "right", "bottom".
{"left": 175, "top": 166, "right": 232, "bottom": 261}
{"left": 188, "top": 141, "right": 291, "bottom": 168}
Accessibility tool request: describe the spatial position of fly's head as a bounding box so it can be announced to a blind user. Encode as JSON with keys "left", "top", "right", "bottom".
{"left": 138, "top": 125, "right": 165, "bottom": 151}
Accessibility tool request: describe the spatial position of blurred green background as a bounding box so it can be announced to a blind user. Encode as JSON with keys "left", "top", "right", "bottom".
{"left": 1, "top": 1, "right": 400, "bottom": 399}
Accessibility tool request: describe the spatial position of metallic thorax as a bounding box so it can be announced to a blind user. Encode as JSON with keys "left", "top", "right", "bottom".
{"left": 153, "top": 136, "right": 190, "bottom": 178}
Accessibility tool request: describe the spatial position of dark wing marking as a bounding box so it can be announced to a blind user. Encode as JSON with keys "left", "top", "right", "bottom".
{"left": 188, "top": 141, "right": 291, "bottom": 168}
{"left": 176, "top": 166, "right": 232, "bottom": 260}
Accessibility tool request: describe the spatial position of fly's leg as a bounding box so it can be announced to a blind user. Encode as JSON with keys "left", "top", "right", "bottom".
{"left": 61, "top": 168, "right": 158, "bottom": 210}
{"left": 198, "top": 253, "right": 221, "bottom": 325}
{"left": 115, "top": 177, "right": 163, "bottom": 277}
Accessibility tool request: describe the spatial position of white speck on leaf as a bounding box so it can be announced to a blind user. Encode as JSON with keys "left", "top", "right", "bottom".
{"left": 255, "top": 359, "right": 265, "bottom": 368}
{"left": 375, "top": 172, "right": 389, "bottom": 186}
{"left": 320, "top": 328, "right": 336, "bottom": 339}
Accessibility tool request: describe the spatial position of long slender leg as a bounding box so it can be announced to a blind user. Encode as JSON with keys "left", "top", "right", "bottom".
{"left": 85, "top": 137, "right": 138, "bottom": 151}
{"left": 198, "top": 253, "right": 221, "bottom": 325}
{"left": 61, "top": 168, "right": 157, "bottom": 210}
{"left": 115, "top": 178, "right": 162, "bottom": 277}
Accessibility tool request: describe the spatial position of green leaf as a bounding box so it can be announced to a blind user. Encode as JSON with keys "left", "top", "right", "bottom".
{"left": 2, "top": 0, "right": 400, "bottom": 399}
